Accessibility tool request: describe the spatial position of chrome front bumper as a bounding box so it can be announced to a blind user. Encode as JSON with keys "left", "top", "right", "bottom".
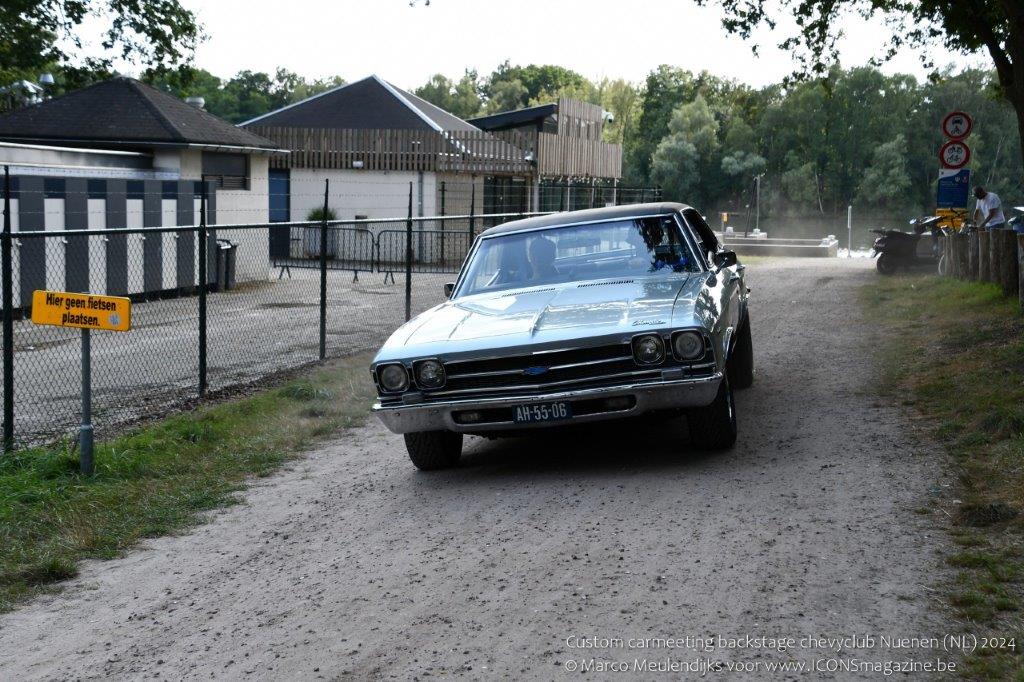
{"left": 372, "top": 373, "right": 723, "bottom": 434}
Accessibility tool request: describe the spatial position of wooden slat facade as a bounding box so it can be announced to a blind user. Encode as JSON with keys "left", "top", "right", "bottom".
{"left": 247, "top": 125, "right": 622, "bottom": 180}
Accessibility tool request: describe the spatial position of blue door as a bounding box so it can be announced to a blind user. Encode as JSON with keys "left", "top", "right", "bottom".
{"left": 268, "top": 169, "right": 290, "bottom": 259}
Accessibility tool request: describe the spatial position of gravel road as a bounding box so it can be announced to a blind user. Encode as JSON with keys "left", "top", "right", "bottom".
{"left": 0, "top": 257, "right": 953, "bottom": 679}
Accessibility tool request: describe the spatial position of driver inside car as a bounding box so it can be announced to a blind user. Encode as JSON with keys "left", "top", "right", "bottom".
{"left": 527, "top": 236, "right": 559, "bottom": 282}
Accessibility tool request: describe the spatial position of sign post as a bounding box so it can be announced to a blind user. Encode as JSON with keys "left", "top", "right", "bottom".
{"left": 936, "top": 111, "right": 973, "bottom": 226}
{"left": 30, "top": 290, "right": 131, "bottom": 474}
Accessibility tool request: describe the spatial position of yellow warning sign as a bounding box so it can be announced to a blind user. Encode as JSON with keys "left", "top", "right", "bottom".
{"left": 30, "top": 290, "right": 131, "bottom": 332}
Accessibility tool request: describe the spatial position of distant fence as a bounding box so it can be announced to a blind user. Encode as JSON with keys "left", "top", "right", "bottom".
{"left": 0, "top": 170, "right": 663, "bottom": 449}
{"left": 941, "top": 229, "right": 1024, "bottom": 305}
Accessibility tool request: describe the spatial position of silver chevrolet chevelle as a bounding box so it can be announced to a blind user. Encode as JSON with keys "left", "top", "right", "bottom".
{"left": 371, "top": 203, "right": 753, "bottom": 470}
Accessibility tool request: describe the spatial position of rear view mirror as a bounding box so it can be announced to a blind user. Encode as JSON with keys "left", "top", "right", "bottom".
{"left": 444, "top": 282, "right": 455, "bottom": 298}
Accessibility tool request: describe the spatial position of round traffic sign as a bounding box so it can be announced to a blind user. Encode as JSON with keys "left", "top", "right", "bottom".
{"left": 939, "top": 140, "right": 971, "bottom": 169}
{"left": 942, "top": 111, "right": 973, "bottom": 139}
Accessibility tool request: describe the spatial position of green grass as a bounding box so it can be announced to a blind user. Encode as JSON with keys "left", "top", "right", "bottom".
{"left": 0, "top": 353, "right": 376, "bottom": 612}
{"left": 861, "top": 275, "right": 1024, "bottom": 677}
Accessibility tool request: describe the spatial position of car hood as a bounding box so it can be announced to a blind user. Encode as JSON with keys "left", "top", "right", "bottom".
{"left": 374, "top": 274, "right": 717, "bottom": 362}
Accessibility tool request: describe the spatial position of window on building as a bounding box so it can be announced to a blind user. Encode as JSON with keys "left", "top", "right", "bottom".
{"left": 202, "top": 152, "right": 249, "bottom": 190}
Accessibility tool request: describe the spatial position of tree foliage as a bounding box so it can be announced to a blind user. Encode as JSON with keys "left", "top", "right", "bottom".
{"left": 144, "top": 67, "right": 345, "bottom": 123}
{"left": 0, "top": 0, "right": 200, "bottom": 88}
{"left": 697, "top": 0, "right": 1024, "bottom": 167}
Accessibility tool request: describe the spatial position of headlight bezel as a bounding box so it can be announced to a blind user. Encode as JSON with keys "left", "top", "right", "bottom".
{"left": 631, "top": 333, "right": 666, "bottom": 366}
{"left": 413, "top": 358, "right": 446, "bottom": 390}
{"left": 671, "top": 330, "right": 706, "bottom": 361}
{"left": 376, "top": 362, "right": 410, "bottom": 393}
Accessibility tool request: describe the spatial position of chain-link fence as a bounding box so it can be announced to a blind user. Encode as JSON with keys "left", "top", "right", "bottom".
{"left": 0, "top": 173, "right": 659, "bottom": 448}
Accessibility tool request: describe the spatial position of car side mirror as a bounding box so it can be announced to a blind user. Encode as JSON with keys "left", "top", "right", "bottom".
{"left": 444, "top": 282, "right": 455, "bottom": 298}
{"left": 713, "top": 250, "right": 738, "bottom": 273}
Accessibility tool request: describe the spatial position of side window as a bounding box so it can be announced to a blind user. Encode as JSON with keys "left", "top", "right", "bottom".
{"left": 684, "top": 210, "right": 719, "bottom": 265}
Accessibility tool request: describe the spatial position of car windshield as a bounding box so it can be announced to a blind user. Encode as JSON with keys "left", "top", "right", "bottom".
{"left": 457, "top": 215, "right": 699, "bottom": 297}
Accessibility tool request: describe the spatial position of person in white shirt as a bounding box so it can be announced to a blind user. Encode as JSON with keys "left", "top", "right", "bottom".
{"left": 974, "top": 186, "right": 1006, "bottom": 229}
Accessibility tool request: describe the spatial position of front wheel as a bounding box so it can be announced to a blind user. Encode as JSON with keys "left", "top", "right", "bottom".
{"left": 686, "top": 376, "right": 737, "bottom": 450}
{"left": 727, "top": 316, "right": 754, "bottom": 389}
{"left": 404, "top": 431, "right": 463, "bottom": 470}
{"left": 876, "top": 253, "right": 897, "bottom": 275}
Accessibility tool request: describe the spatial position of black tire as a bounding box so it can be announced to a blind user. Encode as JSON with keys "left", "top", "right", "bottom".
{"left": 403, "top": 430, "right": 463, "bottom": 470}
{"left": 686, "top": 376, "right": 737, "bottom": 450}
{"left": 727, "top": 315, "right": 754, "bottom": 389}
{"left": 876, "top": 253, "right": 897, "bottom": 275}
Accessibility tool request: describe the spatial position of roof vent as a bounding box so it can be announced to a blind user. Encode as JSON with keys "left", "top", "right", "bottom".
{"left": 184, "top": 96, "right": 206, "bottom": 110}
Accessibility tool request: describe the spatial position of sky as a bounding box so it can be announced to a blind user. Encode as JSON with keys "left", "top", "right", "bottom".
{"left": 99, "top": 0, "right": 987, "bottom": 88}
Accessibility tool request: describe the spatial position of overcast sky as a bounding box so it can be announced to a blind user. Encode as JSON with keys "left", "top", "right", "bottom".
{"left": 126, "top": 0, "right": 987, "bottom": 88}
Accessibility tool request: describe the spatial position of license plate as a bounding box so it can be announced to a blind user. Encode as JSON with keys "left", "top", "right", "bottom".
{"left": 513, "top": 401, "right": 573, "bottom": 424}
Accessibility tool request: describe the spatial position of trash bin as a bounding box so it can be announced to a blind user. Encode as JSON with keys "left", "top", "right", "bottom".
{"left": 215, "top": 239, "right": 238, "bottom": 291}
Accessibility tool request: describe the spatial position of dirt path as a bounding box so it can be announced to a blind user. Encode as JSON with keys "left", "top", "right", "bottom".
{"left": 0, "top": 258, "right": 952, "bottom": 679}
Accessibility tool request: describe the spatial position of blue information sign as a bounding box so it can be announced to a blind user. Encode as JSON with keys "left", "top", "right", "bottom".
{"left": 937, "top": 168, "right": 971, "bottom": 209}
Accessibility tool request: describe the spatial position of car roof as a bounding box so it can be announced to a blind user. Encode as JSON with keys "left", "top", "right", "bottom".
{"left": 479, "top": 202, "right": 693, "bottom": 238}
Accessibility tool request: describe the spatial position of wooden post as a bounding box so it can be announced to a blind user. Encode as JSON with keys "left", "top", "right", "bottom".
{"left": 942, "top": 233, "right": 950, "bottom": 276}
{"left": 950, "top": 234, "right": 961, "bottom": 279}
{"left": 956, "top": 234, "right": 970, "bottom": 279}
{"left": 968, "top": 231, "right": 979, "bottom": 280}
{"left": 979, "top": 230, "right": 990, "bottom": 283}
{"left": 1018, "top": 234, "right": 1024, "bottom": 308}
{"left": 988, "top": 230, "right": 1001, "bottom": 285}
{"left": 1000, "top": 230, "right": 1019, "bottom": 297}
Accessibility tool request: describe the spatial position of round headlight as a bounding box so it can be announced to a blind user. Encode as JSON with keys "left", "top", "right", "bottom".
{"left": 415, "top": 359, "right": 446, "bottom": 389}
{"left": 673, "top": 331, "right": 704, "bottom": 361}
{"left": 378, "top": 364, "right": 409, "bottom": 393}
{"left": 632, "top": 334, "right": 665, "bottom": 365}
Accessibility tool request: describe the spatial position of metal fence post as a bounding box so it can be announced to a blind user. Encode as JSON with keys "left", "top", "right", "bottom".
{"left": 405, "top": 182, "right": 413, "bottom": 322}
{"left": 79, "top": 328, "right": 93, "bottom": 475}
{"left": 2, "top": 166, "right": 13, "bottom": 451}
{"left": 319, "top": 179, "right": 328, "bottom": 360}
{"left": 439, "top": 181, "right": 446, "bottom": 265}
{"left": 198, "top": 179, "right": 208, "bottom": 396}
{"left": 469, "top": 182, "right": 476, "bottom": 242}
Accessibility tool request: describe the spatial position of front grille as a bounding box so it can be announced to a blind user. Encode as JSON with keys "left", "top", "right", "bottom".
{"left": 424, "top": 341, "right": 712, "bottom": 400}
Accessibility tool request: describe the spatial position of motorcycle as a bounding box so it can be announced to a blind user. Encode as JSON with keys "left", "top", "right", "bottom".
{"left": 871, "top": 215, "right": 944, "bottom": 275}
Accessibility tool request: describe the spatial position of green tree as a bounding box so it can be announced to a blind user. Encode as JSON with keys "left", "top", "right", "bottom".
{"left": 414, "top": 70, "right": 482, "bottom": 119}
{"left": 856, "top": 134, "right": 911, "bottom": 207}
{"left": 651, "top": 95, "right": 721, "bottom": 205}
{"left": 698, "top": 0, "right": 1024, "bottom": 169}
{"left": 485, "top": 62, "right": 588, "bottom": 105}
{"left": 0, "top": 0, "right": 200, "bottom": 96}
{"left": 484, "top": 78, "right": 529, "bottom": 114}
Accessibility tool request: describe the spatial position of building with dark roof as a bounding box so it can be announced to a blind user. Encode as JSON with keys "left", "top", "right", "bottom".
{"left": 0, "top": 77, "right": 279, "bottom": 152}
{"left": 241, "top": 75, "right": 537, "bottom": 232}
{"left": 0, "top": 77, "right": 284, "bottom": 303}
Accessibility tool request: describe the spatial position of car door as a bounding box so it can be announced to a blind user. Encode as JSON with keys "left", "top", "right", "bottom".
{"left": 682, "top": 209, "right": 743, "bottom": 355}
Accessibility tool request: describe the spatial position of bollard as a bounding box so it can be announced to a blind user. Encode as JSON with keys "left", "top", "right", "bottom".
{"left": 979, "top": 230, "right": 990, "bottom": 282}
{"left": 968, "top": 231, "right": 979, "bottom": 280}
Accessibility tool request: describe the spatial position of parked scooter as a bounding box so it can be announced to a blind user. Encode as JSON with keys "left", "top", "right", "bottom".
{"left": 871, "top": 215, "right": 943, "bottom": 275}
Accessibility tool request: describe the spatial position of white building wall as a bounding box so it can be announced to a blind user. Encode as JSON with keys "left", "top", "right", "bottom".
{"left": 217, "top": 155, "right": 270, "bottom": 281}
{"left": 289, "top": 169, "right": 438, "bottom": 223}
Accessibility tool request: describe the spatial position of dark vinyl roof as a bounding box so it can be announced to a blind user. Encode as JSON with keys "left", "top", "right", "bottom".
{"left": 240, "top": 75, "right": 480, "bottom": 132}
{"left": 481, "top": 203, "right": 691, "bottom": 237}
{"left": 468, "top": 103, "right": 557, "bottom": 131}
{"left": 0, "top": 77, "right": 279, "bottom": 151}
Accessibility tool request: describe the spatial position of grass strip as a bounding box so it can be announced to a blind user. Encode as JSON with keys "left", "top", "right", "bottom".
{"left": 0, "top": 352, "right": 376, "bottom": 612}
{"left": 861, "top": 275, "right": 1024, "bottom": 678}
